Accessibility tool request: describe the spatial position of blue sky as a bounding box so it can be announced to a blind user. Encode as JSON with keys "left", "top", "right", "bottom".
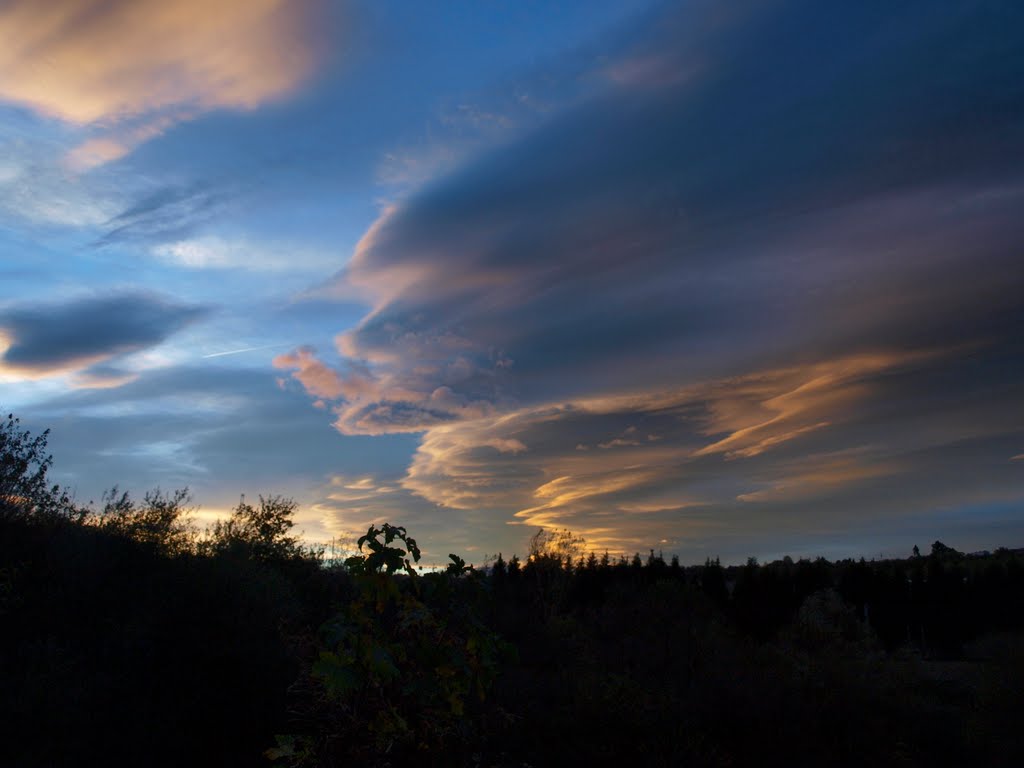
{"left": 2, "top": 0, "right": 1022, "bottom": 564}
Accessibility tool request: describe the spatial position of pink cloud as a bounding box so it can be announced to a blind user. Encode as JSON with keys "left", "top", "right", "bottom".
{"left": 272, "top": 347, "right": 348, "bottom": 400}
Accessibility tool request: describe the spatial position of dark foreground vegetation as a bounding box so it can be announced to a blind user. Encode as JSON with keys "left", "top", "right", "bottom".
{"left": 3, "top": 412, "right": 1024, "bottom": 766}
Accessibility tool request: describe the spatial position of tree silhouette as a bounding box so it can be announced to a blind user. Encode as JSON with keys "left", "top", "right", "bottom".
{"left": 206, "top": 494, "right": 304, "bottom": 561}
{"left": 97, "top": 487, "right": 195, "bottom": 555}
{"left": 0, "top": 412, "right": 70, "bottom": 520}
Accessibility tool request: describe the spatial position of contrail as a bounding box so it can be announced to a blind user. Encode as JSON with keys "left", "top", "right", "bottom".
{"left": 201, "top": 343, "right": 291, "bottom": 359}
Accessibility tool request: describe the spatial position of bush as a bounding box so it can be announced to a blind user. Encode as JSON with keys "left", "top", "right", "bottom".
{"left": 273, "top": 525, "right": 509, "bottom": 767}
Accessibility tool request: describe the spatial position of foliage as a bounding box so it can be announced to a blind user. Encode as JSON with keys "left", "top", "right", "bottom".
{"left": 275, "top": 524, "right": 508, "bottom": 767}
{"left": 786, "top": 588, "right": 879, "bottom": 653}
{"left": 205, "top": 494, "right": 307, "bottom": 562}
{"left": 0, "top": 412, "right": 73, "bottom": 520}
{"left": 343, "top": 522, "right": 420, "bottom": 576}
{"left": 95, "top": 487, "right": 196, "bottom": 556}
{"left": 0, "top": 506, "right": 300, "bottom": 767}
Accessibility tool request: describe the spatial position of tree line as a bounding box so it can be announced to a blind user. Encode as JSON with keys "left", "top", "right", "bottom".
{"left": 3, "top": 412, "right": 1024, "bottom": 766}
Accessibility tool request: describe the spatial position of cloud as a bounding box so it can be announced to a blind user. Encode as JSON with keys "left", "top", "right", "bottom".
{"left": 0, "top": 0, "right": 323, "bottom": 165}
{"left": 152, "top": 236, "right": 338, "bottom": 272}
{"left": 401, "top": 353, "right": 918, "bottom": 515}
{"left": 281, "top": 0, "right": 1024, "bottom": 554}
{"left": 0, "top": 293, "right": 206, "bottom": 381}
{"left": 96, "top": 183, "right": 233, "bottom": 246}
{"left": 273, "top": 347, "right": 348, "bottom": 400}
{"left": 693, "top": 351, "right": 939, "bottom": 459}
{"left": 0, "top": 126, "right": 120, "bottom": 228}
{"left": 64, "top": 112, "right": 189, "bottom": 171}
{"left": 273, "top": 337, "right": 510, "bottom": 436}
{"left": 399, "top": 345, "right": 1024, "bottom": 553}
{"left": 735, "top": 454, "right": 900, "bottom": 504}
{"left": 68, "top": 366, "right": 140, "bottom": 390}
{"left": 302, "top": 0, "right": 1023, "bottom": 418}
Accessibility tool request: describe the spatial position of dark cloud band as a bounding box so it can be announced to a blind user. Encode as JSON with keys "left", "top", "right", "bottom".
{"left": 0, "top": 292, "right": 207, "bottom": 375}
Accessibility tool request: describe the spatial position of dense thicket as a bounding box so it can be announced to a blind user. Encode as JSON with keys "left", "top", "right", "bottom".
{"left": 3, "top": 413, "right": 1023, "bottom": 766}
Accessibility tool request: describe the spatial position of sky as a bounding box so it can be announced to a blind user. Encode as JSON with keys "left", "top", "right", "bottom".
{"left": 2, "top": 0, "right": 1022, "bottom": 565}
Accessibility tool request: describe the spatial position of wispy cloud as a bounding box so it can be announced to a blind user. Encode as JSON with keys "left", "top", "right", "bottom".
{"left": 735, "top": 454, "right": 900, "bottom": 504}
{"left": 64, "top": 111, "right": 189, "bottom": 171}
{"left": 398, "top": 346, "right": 1024, "bottom": 553}
{"left": 152, "top": 235, "right": 339, "bottom": 273}
{"left": 97, "top": 183, "right": 232, "bottom": 246}
{"left": 0, "top": 128, "right": 118, "bottom": 228}
{"left": 693, "top": 352, "right": 938, "bottom": 460}
{"left": 400, "top": 353, "right": 917, "bottom": 515}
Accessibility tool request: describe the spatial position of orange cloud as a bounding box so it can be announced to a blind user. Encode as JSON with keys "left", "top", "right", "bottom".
{"left": 695, "top": 352, "right": 937, "bottom": 459}
{"left": 63, "top": 111, "right": 189, "bottom": 170}
{"left": 393, "top": 349, "right": 965, "bottom": 552}
{"left": 272, "top": 347, "right": 350, "bottom": 401}
{"left": 514, "top": 468, "right": 661, "bottom": 528}
{"left": 0, "top": 0, "right": 321, "bottom": 165}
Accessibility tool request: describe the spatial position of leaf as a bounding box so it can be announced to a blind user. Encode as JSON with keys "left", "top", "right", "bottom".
{"left": 313, "top": 651, "right": 360, "bottom": 697}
